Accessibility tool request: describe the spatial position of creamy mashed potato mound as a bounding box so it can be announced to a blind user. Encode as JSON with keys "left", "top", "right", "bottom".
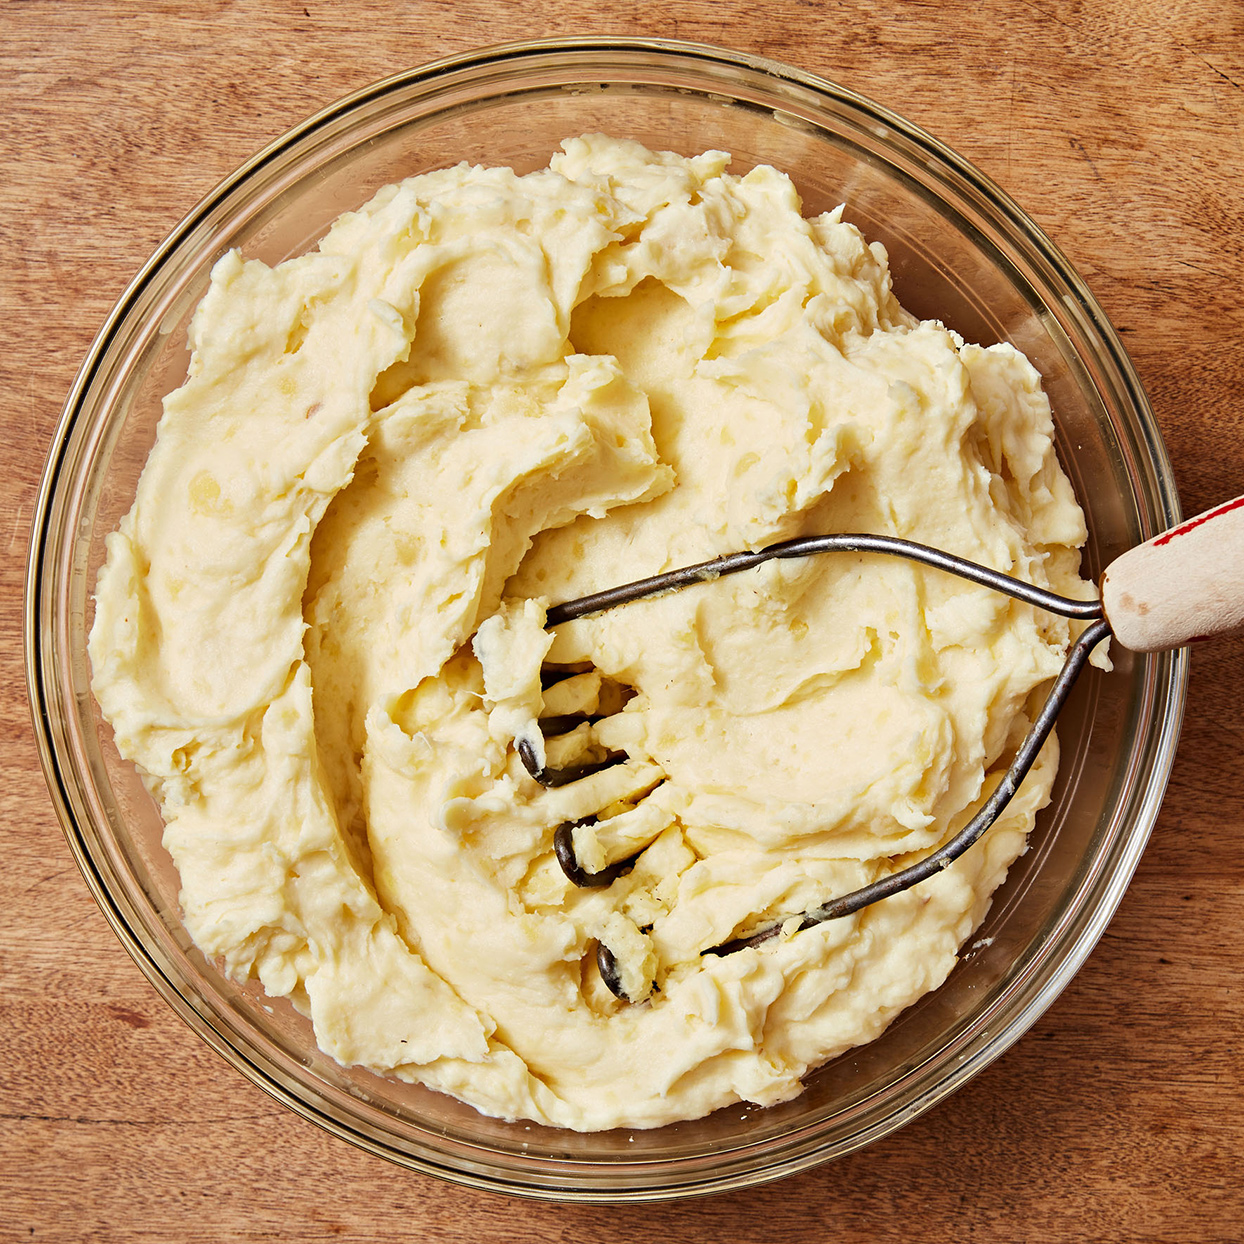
{"left": 90, "top": 136, "right": 1093, "bottom": 1130}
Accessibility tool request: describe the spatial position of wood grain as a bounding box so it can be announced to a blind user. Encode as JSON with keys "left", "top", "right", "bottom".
{"left": 3, "top": 2, "right": 1242, "bottom": 1240}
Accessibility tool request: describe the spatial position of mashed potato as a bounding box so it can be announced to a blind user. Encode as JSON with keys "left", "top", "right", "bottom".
{"left": 89, "top": 135, "right": 1092, "bottom": 1130}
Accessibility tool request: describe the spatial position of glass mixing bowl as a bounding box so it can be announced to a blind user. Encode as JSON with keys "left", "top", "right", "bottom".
{"left": 26, "top": 38, "right": 1186, "bottom": 1201}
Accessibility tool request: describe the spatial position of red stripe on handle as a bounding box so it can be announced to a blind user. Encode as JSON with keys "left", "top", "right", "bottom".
{"left": 1154, "top": 494, "right": 1244, "bottom": 546}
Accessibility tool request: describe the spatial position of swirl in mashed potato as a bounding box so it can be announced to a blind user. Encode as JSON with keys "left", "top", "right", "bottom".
{"left": 90, "top": 136, "right": 1092, "bottom": 1130}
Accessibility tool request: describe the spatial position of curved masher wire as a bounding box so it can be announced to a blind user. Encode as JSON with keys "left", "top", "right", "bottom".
{"left": 545, "top": 533, "right": 1106, "bottom": 626}
{"left": 520, "top": 533, "right": 1111, "bottom": 1001}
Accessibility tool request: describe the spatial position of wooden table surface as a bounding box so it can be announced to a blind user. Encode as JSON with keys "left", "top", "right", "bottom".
{"left": 4, "top": 2, "right": 1243, "bottom": 1240}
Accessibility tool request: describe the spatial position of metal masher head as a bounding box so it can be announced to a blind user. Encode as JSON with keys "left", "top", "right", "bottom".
{"left": 515, "top": 531, "right": 1111, "bottom": 1002}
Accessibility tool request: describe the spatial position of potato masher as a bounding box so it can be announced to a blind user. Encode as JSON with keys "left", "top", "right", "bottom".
{"left": 517, "top": 494, "right": 1244, "bottom": 1000}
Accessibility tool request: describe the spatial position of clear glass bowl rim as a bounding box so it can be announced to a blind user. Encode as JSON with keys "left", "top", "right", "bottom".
{"left": 25, "top": 36, "right": 1187, "bottom": 1202}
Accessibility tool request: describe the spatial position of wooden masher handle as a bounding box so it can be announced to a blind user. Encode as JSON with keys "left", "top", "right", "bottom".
{"left": 1101, "top": 493, "right": 1244, "bottom": 651}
